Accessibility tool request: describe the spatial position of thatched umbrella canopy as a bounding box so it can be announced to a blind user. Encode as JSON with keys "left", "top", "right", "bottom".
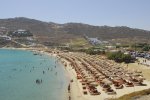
{"left": 133, "top": 73, "right": 142, "bottom": 77}
{"left": 95, "top": 73, "right": 102, "bottom": 77}
{"left": 102, "top": 79, "right": 112, "bottom": 85}
{"left": 87, "top": 79, "right": 95, "bottom": 83}
{"left": 89, "top": 82, "right": 98, "bottom": 86}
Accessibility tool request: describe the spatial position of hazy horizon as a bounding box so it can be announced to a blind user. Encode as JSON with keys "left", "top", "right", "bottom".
{"left": 0, "top": 0, "right": 150, "bottom": 30}
{"left": 1, "top": 16, "right": 150, "bottom": 31}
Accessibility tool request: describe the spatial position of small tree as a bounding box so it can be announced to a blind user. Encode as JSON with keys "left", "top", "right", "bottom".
{"left": 142, "top": 45, "right": 150, "bottom": 51}
{"left": 107, "top": 51, "right": 133, "bottom": 63}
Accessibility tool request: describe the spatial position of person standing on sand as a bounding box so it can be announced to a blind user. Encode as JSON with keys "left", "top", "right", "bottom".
{"left": 68, "top": 84, "right": 70, "bottom": 93}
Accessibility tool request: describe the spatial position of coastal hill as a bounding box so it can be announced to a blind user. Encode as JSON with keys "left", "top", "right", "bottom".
{"left": 0, "top": 17, "right": 150, "bottom": 44}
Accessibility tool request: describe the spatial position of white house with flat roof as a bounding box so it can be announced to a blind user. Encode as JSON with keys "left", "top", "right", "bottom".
{"left": 0, "top": 35, "right": 11, "bottom": 40}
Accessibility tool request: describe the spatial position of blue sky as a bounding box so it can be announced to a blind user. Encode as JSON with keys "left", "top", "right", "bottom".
{"left": 0, "top": 0, "right": 150, "bottom": 30}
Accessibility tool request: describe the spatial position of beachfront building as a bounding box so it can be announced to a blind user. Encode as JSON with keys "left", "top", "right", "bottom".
{"left": 85, "top": 35, "right": 109, "bottom": 46}
{"left": 9, "top": 29, "right": 33, "bottom": 37}
{"left": 88, "top": 37, "right": 102, "bottom": 45}
{"left": 0, "top": 35, "right": 11, "bottom": 41}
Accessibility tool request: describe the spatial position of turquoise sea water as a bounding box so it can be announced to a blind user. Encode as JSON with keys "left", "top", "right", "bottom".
{"left": 0, "top": 49, "right": 69, "bottom": 100}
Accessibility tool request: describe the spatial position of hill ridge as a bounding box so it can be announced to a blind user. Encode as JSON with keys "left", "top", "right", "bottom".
{"left": 0, "top": 17, "right": 150, "bottom": 43}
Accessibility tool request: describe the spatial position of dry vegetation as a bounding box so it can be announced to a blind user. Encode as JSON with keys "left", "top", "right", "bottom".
{"left": 110, "top": 88, "right": 150, "bottom": 100}
{"left": 0, "top": 17, "right": 150, "bottom": 44}
{"left": 69, "top": 38, "right": 92, "bottom": 48}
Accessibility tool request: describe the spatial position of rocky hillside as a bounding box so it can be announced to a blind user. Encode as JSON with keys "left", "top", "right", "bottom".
{"left": 0, "top": 17, "right": 150, "bottom": 44}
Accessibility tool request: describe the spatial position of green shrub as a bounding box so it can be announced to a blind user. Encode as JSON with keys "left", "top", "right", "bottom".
{"left": 107, "top": 51, "right": 132, "bottom": 63}
{"left": 142, "top": 45, "right": 150, "bottom": 51}
{"left": 85, "top": 48, "right": 105, "bottom": 55}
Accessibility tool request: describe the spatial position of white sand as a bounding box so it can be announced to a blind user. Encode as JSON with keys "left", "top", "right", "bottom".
{"left": 60, "top": 56, "right": 150, "bottom": 100}
{"left": 4, "top": 47, "right": 150, "bottom": 100}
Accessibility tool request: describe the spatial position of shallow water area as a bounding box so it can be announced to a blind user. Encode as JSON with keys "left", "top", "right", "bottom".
{"left": 0, "top": 49, "right": 69, "bottom": 100}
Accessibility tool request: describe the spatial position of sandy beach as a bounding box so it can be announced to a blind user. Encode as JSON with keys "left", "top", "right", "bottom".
{"left": 64, "top": 60, "right": 150, "bottom": 100}
{"left": 21, "top": 49, "right": 150, "bottom": 100}
{"left": 3, "top": 47, "right": 150, "bottom": 100}
{"left": 121, "top": 58, "right": 150, "bottom": 81}
{"left": 57, "top": 52, "right": 150, "bottom": 100}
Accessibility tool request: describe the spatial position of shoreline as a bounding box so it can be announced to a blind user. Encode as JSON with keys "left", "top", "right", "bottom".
{"left": 2, "top": 47, "right": 150, "bottom": 100}
{"left": 60, "top": 57, "right": 150, "bottom": 100}
{"left": 59, "top": 57, "right": 87, "bottom": 100}
{"left": 58, "top": 52, "right": 150, "bottom": 100}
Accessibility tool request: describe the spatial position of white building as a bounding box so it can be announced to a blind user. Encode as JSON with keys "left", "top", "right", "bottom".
{"left": 0, "top": 35, "right": 11, "bottom": 40}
